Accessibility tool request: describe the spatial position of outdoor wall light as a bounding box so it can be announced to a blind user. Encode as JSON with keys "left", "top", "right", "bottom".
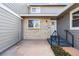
{"left": 46, "top": 20, "right": 48, "bottom": 22}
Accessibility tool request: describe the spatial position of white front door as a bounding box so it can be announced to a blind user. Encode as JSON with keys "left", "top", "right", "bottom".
{"left": 50, "top": 20, "right": 57, "bottom": 35}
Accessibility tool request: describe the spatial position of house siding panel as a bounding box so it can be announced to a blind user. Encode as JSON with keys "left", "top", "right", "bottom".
{"left": 58, "top": 9, "right": 79, "bottom": 49}
{"left": 3, "top": 3, "right": 28, "bottom": 14}
{"left": 0, "top": 5, "right": 21, "bottom": 53}
{"left": 3, "top": 3, "right": 65, "bottom": 15}
{"left": 29, "top": 6, "right": 65, "bottom": 14}
{"left": 40, "top": 6, "right": 64, "bottom": 14}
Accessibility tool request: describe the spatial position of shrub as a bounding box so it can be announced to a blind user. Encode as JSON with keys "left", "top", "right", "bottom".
{"left": 51, "top": 45, "right": 71, "bottom": 56}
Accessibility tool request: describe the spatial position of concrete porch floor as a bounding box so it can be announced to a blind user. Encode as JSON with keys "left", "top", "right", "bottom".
{"left": 0, "top": 39, "right": 54, "bottom": 56}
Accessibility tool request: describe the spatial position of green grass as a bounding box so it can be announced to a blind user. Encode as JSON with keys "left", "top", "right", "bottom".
{"left": 51, "top": 45, "right": 71, "bottom": 56}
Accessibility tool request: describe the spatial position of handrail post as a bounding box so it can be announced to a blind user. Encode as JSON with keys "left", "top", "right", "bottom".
{"left": 58, "top": 34, "right": 60, "bottom": 45}
{"left": 66, "top": 30, "right": 68, "bottom": 41}
{"left": 72, "top": 36, "right": 74, "bottom": 47}
{"left": 51, "top": 36, "right": 52, "bottom": 48}
{"left": 65, "top": 30, "right": 74, "bottom": 47}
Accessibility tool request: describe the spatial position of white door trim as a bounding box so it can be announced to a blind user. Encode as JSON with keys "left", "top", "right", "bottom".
{"left": 50, "top": 20, "right": 57, "bottom": 35}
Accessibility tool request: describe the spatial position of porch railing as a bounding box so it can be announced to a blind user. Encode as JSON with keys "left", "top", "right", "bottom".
{"left": 64, "top": 30, "right": 74, "bottom": 47}
{"left": 50, "top": 30, "right": 61, "bottom": 48}
{"left": 50, "top": 30, "right": 74, "bottom": 48}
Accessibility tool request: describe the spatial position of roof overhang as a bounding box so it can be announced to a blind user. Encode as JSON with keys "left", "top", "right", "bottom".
{"left": 19, "top": 3, "right": 74, "bottom": 18}
{"left": 20, "top": 14, "right": 57, "bottom": 20}
{"left": 19, "top": 13, "right": 58, "bottom": 17}
{"left": 58, "top": 3, "right": 75, "bottom": 16}
{"left": 27, "top": 3, "right": 69, "bottom": 6}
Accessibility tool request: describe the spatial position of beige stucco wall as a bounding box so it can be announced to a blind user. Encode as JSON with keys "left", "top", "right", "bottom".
{"left": 23, "top": 17, "right": 52, "bottom": 40}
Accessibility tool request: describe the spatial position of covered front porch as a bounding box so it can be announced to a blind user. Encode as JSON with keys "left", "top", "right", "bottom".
{"left": 22, "top": 16, "right": 73, "bottom": 47}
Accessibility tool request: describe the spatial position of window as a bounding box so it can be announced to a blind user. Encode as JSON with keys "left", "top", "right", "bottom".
{"left": 70, "top": 7, "right": 79, "bottom": 30}
{"left": 72, "top": 16, "right": 79, "bottom": 27}
{"left": 28, "top": 20, "right": 33, "bottom": 27}
{"left": 31, "top": 7, "right": 40, "bottom": 13}
{"left": 28, "top": 20, "right": 40, "bottom": 29}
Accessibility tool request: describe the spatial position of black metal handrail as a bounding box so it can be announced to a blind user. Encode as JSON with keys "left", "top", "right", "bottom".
{"left": 64, "top": 30, "right": 74, "bottom": 47}
{"left": 50, "top": 30, "right": 61, "bottom": 48}
{"left": 57, "top": 33, "right": 60, "bottom": 45}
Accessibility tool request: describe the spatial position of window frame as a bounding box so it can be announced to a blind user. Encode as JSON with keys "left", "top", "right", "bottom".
{"left": 70, "top": 7, "right": 79, "bottom": 30}
{"left": 30, "top": 7, "right": 40, "bottom": 13}
{"left": 28, "top": 19, "right": 40, "bottom": 29}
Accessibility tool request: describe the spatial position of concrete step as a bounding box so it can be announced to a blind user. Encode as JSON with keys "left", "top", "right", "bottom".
{"left": 48, "top": 37, "right": 72, "bottom": 47}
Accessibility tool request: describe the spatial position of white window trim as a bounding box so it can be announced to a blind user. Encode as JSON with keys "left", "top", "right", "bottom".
{"left": 70, "top": 7, "right": 79, "bottom": 30}
{"left": 30, "top": 7, "right": 40, "bottom": 13}
{"left": 28, "top": 19, "right": 40, "bottom": 29}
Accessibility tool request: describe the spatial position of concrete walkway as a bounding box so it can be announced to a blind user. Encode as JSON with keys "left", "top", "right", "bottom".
{"left": 0, "top": 40, "right": 54, "bottom": 56}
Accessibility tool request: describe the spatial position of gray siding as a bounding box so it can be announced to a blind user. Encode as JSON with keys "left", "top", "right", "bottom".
{"left": 3, "top": 3, "right": 66, "bottom": 15}
{"left": 40, "top": 6, "right": 65, "bottom": 14}
{"left": 0, "top": 4, "right": 21, "bottom": 53}
{"left": 57, "top": 13, "right": 70, "bottom": 39}
{"left": 29, "top": 6, "right": 65, "bottom": 14}
{"left": 3, "top": 3, "right": 28, "bottom": 14}
{"left": 58, "top": 11, "right": 79, "bottom": 49}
